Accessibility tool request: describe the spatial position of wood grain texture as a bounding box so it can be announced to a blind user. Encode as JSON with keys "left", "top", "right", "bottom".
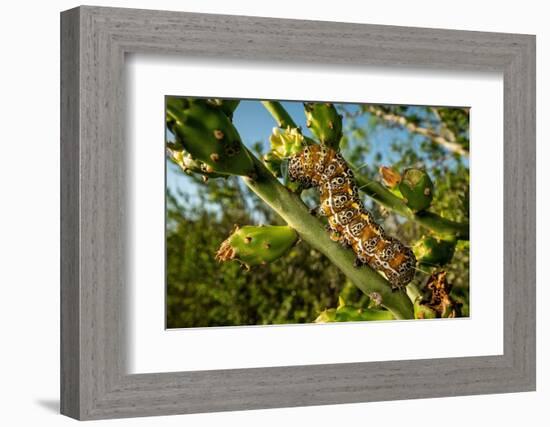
{"left": 60, "top": 6, "right": 536, "bottom": 420}
{"left": 60, "top": 7, "right": 80, "bottom": 419}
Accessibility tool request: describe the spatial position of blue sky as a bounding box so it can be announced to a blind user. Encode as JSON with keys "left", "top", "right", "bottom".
{"left": 168, "top": 100, "right": 365, "bottom": 198}
{"left": 166, "top": 100, "right": 466, "bottom": 205}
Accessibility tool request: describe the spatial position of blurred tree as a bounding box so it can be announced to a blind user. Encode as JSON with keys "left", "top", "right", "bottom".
{"left": 166, "top": 170, "right": 350, "bottom": 328}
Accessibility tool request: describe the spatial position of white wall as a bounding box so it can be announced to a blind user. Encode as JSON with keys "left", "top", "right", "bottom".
{"left": 0, "top": 0, "right": 546, "bottom": 425}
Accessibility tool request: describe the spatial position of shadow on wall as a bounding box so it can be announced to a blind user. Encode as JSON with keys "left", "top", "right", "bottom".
{"left": 35, "top": 399, "right": 59, "bottom": 414}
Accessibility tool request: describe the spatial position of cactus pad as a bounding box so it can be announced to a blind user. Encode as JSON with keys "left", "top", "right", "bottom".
{"left": 166, "top": 98, "right": 255, "bottom": 177}
{"left": 304, "top": 102, "right": 343, "bottom": 148}
{"left": 215, "top": 225, "right": 298, "bottom": 268}
{"left": 398, "top": 168, "right": 434, "bottom": 212}
{"left": 413, "top": 236, "right": 456, "bottom": 267}
{"left": 206, "top": 98, "right": 240, "bottom": 119}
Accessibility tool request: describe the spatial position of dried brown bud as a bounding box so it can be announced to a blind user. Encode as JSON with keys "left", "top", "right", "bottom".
{"left": 379, "top": 166, "right": 402, "bottom": 188}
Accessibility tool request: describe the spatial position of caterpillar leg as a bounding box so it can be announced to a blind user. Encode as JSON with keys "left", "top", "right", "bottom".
{"left": 309, "top": 205, "right": 320, "bottom": 216}
{"left": 340, "top": 239, "right": 352, "bottom": 249}
{"left": 353, "top": 257, "right": 364, "bottom": 268}
{"left": 329, "top": 231, "right": 341, "bottom": 242}
{"left": 324, "top": 223, "right": 345, "bottom": 244}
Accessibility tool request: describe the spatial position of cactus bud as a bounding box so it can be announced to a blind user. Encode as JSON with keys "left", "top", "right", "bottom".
{"left": 206, "top": 98, "right": 240, "bottom": 119}
{"left": 379, "top": 166, "right": 402, "bottom": 189}
{"left": 166, "top": 98, "right": 255, "bottom": 176}
{"left": 398, "top": 168, "right": 434, "bottom": 212}
{"left": 303, "top": 102, "right": 343, "bottom": 148}
{"left": 413, "top": 236, "right": 456, "bottom": 267}
{"left": 215, "top": 225, "right": 298, "bottom": 268}
{"left": 269, "top": 126, "right": 310, "bottom": 159}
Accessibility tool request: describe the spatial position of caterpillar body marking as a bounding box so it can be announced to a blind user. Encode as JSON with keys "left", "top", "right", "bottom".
{"left": 288, "top": 145, "right": 416, "bottom": 289}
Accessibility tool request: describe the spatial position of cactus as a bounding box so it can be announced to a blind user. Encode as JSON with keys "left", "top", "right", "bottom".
{"left": 315, "top": 297, "right": 394, "bottom": 322}
{"left": 166, "top": 100, "right": 471, "bottom": 321}
{"left": 216, "top": 225, "right": 298, "bottom": 268}
{"left": 261, "top": 101, "right": 298, "bottom": 129}
{"left": 398, "top": 168, "right": 434, "bottom": 212}
{"left": 262, "top": 151, "right": 283, "bottom": 177}
{"left": 413, "top": 236, "right": 456, "bottom": 267}
{"left": 269, "top": 126, "right": 310, "bottom": 159}
{"left": 242, "top": 157, "right": 414, "bottom": 319}
{"left": 206, "top": 98, "right": 240, "bottom": 119}
{"left": 355, "top": 171, "right": 469, "bottom": 240}
{"left": 167, "top": 148, "right": 227, "bottom": 181}
{"left": 166, "top": 97, "right": 255, "bottom": 177}
{"left": 304, "top": 102, "right": 343, "bottom": 148}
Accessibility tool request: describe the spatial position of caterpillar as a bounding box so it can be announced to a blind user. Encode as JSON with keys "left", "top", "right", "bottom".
{"left": 288, "top": 144, "right": 416, "bottom": 290}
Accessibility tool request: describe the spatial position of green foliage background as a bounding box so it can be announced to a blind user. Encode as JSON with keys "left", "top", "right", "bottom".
{"left": 166, "top": 103, "right": 469, "bottom": 328}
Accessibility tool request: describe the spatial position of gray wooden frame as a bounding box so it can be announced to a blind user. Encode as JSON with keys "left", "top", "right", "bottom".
{"left": 60, "top": 5, "right": 536, "bottom": 420}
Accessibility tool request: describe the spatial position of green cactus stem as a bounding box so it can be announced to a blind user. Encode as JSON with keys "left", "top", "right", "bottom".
{"left": 406, "top": 283, "right": 437, "bottom": 319}
{"left": 262, "top": 151, "right": 283, "bottom": 178}
{"left": 413, "top": 236, "right": 457, "bottom": 267}
{"left": 261, "top": 101, "right": 298, "bottom": 129}
{"left": 304, "top": 102, "right": 343, "bottom": 148}
{"left": 206, "top": 98, "right": 240, "bottom": 119}
{"left": 242, "top": 156, "right": 414, "bottom": 320}
{"left": 398, "top": 168, "right": 435, "bottom": 212}
{"left": 216, "top": 225, "right": 298, "bottom": 268}
{"left": 315, "top": 307, "right": 394, "bottom": 322}
{"left": 166, "top": 97, "right": 255, "bottom": 177}
{"left": 315, "top": 296, "right": 395, "bottom": 322}
{"left": 354, "top": 172, "right": 469, "bottom": 241}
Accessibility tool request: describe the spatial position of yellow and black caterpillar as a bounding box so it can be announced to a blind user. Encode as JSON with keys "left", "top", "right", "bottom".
{"left": 288, "top": 145, "right": 416, "bottom": 289}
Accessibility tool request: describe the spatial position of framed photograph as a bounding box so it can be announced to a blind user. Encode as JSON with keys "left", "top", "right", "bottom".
{"left": 60, "top": 6, "right": 536, "bottom": 420}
